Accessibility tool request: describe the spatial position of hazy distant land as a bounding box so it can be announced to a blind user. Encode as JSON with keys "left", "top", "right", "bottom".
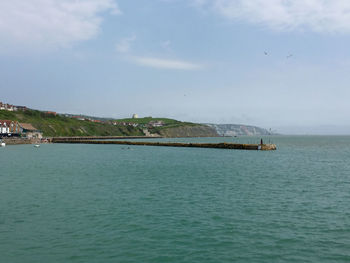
{"left": 205, "top": 123, "right": 275, "bottom": 136}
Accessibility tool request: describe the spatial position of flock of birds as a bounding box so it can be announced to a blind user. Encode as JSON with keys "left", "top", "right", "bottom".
{"left": 182, "top": 51, "right": 294, "bottom": 98}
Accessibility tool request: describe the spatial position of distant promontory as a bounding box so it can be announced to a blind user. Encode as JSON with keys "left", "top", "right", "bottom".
{"left": 1, "top": 101, "right": 273, "bottom": 138}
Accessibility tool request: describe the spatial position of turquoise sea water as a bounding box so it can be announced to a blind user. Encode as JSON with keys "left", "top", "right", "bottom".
{"left": 1, "top": 136, "right": 350, "bottom": 262}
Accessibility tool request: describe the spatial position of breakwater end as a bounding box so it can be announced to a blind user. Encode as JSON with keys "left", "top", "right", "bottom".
{"left": 52, "top": 138, "right": 277, "bottom": 151}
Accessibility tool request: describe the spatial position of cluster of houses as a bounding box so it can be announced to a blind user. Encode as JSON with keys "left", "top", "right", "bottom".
{"left": 67, "top": 115, "right": 104, "bottom": 123}
{"left": 110, "top": 114, "right": 165, "bottom": 128}
{"left": 0, "top": 120, "right": 42, "bottom": 139}
{"left": 112, "top": 121, "right": 139, "bottom": 127}
{"left": 0, "top": 101, "right": 27, "bottom": 112}
{"left": 1, "top": 103, "right": 166, "bottom": 138}
{"left": 0, "top": 101, "right": 41, "bottom": 138}
{"left": 111, "top": 120, "right": 165, "bottom": 128}
{"left": 148, "top": 120, "right": 165, "bottom": 127}
{"left": 69, "top": 113, "right": 166, "bottom": 128}
{"left": 76, "top": 117, "right": 103, "bottom": 123}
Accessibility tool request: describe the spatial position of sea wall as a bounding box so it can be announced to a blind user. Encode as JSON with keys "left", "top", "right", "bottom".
{"left": 52, "top": 139, "right": 277, "bottom": 151}
{"left": 49, "top": 136, "right": 162, "bottom": 141}
{"left": 3, "top": 138, "right": 39, "bottom": 145}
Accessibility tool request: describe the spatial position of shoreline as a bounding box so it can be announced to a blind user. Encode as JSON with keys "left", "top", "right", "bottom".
{"left": 1, "top": 135, "right": 213, "bottom": 145}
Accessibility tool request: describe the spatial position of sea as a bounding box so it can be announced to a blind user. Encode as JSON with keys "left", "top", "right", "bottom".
{"left": 1, "top": 136, "right": 350, "bottom": 263}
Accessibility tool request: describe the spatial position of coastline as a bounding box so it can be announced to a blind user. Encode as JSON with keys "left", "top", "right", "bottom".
{"left": 1, "top": 135, "right": 215, "bottom": 145}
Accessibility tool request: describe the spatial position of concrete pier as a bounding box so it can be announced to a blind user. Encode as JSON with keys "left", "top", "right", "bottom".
{"left": 52, "top": 138, "right": 277, "bottom": 151}
{"left": 2, "top": 138, "right": 40, "bottom": 145}
{"left": 50, "top": 136, "right": 163, "bottom": 141}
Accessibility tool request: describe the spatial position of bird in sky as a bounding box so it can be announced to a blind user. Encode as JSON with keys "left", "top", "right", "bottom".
{"left": 287, "top": 54, "right": 293, "bottom": 59}
{"left": 264, "top": 51, "right": 268, "bottom": 55}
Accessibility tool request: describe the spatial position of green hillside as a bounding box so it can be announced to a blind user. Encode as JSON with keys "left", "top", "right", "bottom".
{"left": 114, "top": 117, "right": 218, "bottom": 137}
{"left": 0, "top": 109, "right": 143, "bottom": 137}
{"left": 115, "top": 117, "right": 197, "bottom": 133}
{"left": 115, "top": 117, "right": 191, "bottom": 125}
{"left": 0, "top": 110, "right": 219, "bottom": 138}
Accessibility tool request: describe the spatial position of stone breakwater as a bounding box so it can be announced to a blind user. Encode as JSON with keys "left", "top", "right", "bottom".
{"left": 3, "top": 138, "right": 40, "bottom": 145}
{"left": 49, "top": 136, "right": 163, "bottom": 141}
{"left": 52, "top": 139, "right": 277, "bottom": 151}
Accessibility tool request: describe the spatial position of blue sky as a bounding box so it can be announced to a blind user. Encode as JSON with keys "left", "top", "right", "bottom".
{"left": 1, "top": 0, "right": 350, "bottom": 134}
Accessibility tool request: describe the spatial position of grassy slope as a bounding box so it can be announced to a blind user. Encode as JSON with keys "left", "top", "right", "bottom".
{"left": 115, "top": 117, "right": 198, "bottom": 133}
{"left": 0, "top": 110, "right": 144, "bottom": 137}
{"left": 0, "top": 110, "right": 214, "bottom": 137}
{"left": 115, "top": 117, "right": 218, "bottom": 137}
{"left": 115, "top": 117, "right": 187, "bottom": 125}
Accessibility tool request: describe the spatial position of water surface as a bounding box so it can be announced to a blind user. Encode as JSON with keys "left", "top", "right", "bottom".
{"left": 1, "top": 136, "right": 350, "bottom": 262}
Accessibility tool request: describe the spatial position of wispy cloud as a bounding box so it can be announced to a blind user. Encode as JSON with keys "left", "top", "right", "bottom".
{"left": 132, "top": 56, "right": 204, "bottom": 70}
{"left": 116, "top": 35, "right": 136, "bottom": 53}
{"left": 116, "top": 36, "right": 201, "bottom": 70}
{"left": 194, "top": 0, "right": 350, "bottom": 33}
{"left": 0, "top": 0, "right": 120, "bottom": 50}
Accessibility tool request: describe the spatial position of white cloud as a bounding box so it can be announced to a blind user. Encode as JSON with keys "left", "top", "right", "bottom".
{"left": 194, "top": 0, "right": 350, "bottom": 33}
{"left": 0, "top": 0, "right": 120, "bottom": 50}
{"left": 116, "top": 35, "right": 136, "bottom": 53}
{"left": 132, "top": 56, "right": 203, "bottom": 70}
{"left": 115, "top": 35, "right": 200, "bottom": 70}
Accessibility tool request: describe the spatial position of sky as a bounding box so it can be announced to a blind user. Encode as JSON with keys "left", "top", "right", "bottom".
{"left": 1, "top": 0, "right": 350, "bottom": 134}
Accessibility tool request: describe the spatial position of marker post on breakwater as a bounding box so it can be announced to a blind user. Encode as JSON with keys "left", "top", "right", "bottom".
{"left": 51, "top": 138, "right": 277, "bottom": 151}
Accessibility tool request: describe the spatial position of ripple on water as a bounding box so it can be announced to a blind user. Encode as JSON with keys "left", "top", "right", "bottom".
{"left": 0, "top": 137, "right": 350, "bottom": 262}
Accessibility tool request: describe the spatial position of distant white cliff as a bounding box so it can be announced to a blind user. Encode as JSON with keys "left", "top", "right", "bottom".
{"left": 204, "top": 124, "right": 275, "bottom": 136}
